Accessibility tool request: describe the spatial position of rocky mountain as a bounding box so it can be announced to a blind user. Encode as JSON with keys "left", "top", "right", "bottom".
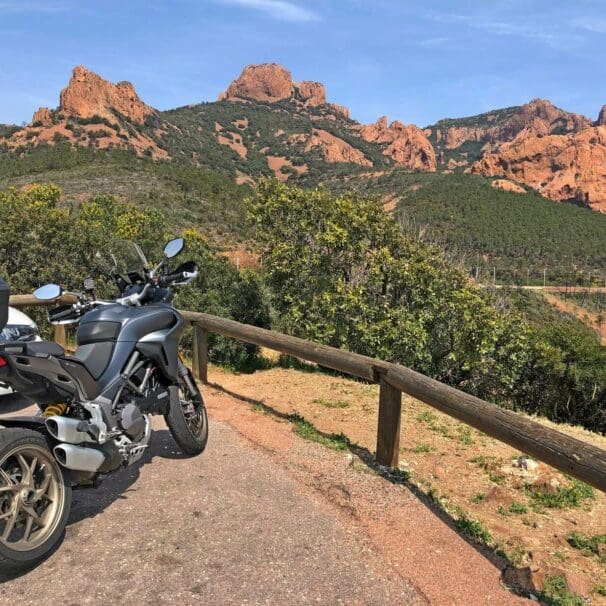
{"left": 425, "top": 99, "right": 591, "bottom": 167}
{"left": 5, "top": 66, "right": 167, "bottom": 159}
{"left": 218, "top": 63, "right": 350, "bottom": 118}
{"left": 2, "top": 63, "right": 606, "bottom": 211}
{"left": 471, "top": 125, "right": 606, "bottom": 211}
{"left": 0, "top": 63, "right": 436, "bottom": 183}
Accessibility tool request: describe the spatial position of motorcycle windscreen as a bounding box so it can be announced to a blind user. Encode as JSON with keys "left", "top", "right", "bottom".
{"left": 0, "top": 277, "right": 9, "bottom": 331}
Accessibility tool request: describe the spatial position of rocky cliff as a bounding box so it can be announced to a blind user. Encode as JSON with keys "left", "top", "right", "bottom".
{"left": 427, "top": 99, "right": 591, "bottom": 162}
{"left": 359, "top": 117, "right": 436, "bottom": 171}
{"left": 6, "top": 66, "right": 166, "bottom": 158}
{"left": 58, "top": 66, "right": 155, "bottom": 124}
{"left": 219, "top": 63, "right": 349, "bottom": 118}
{"left": 471, "top": 125, "right": 606, "bottom": 211}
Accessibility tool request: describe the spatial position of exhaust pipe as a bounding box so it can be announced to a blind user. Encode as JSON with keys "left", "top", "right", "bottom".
{"left": 53, "top": 444, "right": 106, "bottom": 472}
{"left": 45, "top": 416, "right": 95, "bottom": 444}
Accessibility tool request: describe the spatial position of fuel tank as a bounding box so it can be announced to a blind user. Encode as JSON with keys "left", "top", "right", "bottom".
{"left": 77, "top": 303, "right": 178, "bottom": 344}
{"left": 72, "top": 302, "right": 185, "bottom": 395}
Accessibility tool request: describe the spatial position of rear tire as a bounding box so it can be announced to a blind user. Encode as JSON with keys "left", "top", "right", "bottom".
{"left": 165, "top": 368, "right": 208, "bottom": 456}
{"left": 0, "top": 427, "right": 71, "bottom": 573}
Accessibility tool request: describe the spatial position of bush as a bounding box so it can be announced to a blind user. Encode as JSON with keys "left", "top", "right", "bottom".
{"left": 0, "top": 184, "right": 270, "bottom": 371}
{"left": 247, "top": 180, "right": 532, "bottom": 403}
{"left": 247, "top": 180, "right": 606, "bottom": 432}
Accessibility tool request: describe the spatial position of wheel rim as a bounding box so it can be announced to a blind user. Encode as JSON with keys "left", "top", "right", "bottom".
{"left": 179, "top": 387, "right": 205, "bottom": 437}
{"left": 0, "top": 444, "right": 66, "bottom": 552}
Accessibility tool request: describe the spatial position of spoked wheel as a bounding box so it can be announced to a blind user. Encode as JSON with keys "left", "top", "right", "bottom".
{"left": 0, "top": 428, "right": 71, "bottom": 572}
{"left": 165, "top": 365, "right": 208, "bottom": 456}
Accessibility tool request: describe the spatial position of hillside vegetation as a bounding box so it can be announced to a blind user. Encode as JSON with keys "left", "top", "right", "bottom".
{"left": 339, "top": 170, "right": 606, "bottom": 284}
{"left": 158, "top": 99, "right": 387, "bottom": 183}
{"left": 248, "top": 181, "right": 606, "bottom": 433}
{"left": 0, "top": 144, "right": 251, "bottom": 245}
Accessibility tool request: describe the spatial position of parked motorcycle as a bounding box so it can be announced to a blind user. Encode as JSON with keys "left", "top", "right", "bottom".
{"left": 0, "top": 238, "right": 208, "bottom": 571}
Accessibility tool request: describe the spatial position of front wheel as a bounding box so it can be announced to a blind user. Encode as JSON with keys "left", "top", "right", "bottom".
{"left": 0, "top": 428, "right": 72, "bottom": 572}
{"left": 165, "top": 367, "right": 208, "bottom": 456}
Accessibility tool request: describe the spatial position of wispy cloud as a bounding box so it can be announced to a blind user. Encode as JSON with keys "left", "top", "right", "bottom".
{"left": 418, "top": 37, "right": 450, "bottom": 47}
{"left": 0, "top": 1, "right": 67, "bottom": 13}
{"left": 573, "top": 17, "right": 606, "bottom": 34}
{"left": 217, "top": 0, "right": 320, "bottom": 22}
{"left": 429, "top": 12, "right": 569, "bottom": 48}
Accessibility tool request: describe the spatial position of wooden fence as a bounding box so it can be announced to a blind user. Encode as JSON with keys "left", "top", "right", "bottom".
{"left": 9, "top": 295, "right": 606, "bottom": 492}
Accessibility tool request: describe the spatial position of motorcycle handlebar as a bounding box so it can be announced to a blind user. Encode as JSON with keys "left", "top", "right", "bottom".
{"left": 158, "top": 269, "right": 198, "bottom": 288}
{"left": 50, "top": 307, "right": 77, "bottom": 321}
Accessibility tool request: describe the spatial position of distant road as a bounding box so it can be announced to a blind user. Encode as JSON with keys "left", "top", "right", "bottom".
{"left": 484, "top": 285, "right": 606, "bottom": 293}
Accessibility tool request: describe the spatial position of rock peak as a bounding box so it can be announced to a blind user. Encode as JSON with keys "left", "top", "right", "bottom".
{"left": 59, "top": 65, "right": 154, "bottom": 124}
{"left": 359, "top": 116, "right": 436, "bottom": 171}
{"left": 219, "top": 63, "right": 348, "bottom": 117}
{"left": 597, "top": 104, "right": 606, "bottom": 126}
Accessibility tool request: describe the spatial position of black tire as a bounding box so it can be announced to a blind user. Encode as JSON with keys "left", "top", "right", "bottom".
{"left": 0, "top": 427, "right": 71, "bottom": 573}
{"left": 165, "top": 368, "right": 208, "bottom": 456}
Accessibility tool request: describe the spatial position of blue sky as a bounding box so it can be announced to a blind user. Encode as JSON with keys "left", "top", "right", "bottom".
{"left": 1, "top": 0, "right": 605, "bottom": 127}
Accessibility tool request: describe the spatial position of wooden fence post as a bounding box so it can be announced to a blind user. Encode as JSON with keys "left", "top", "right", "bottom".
{"left": 192, "top": 324, "right": 208, "bottom": 384}
{"left": 376, "top": 376, "right": 402, "bottom": 467}
{"left": 54, "top": 324, "right": 68, "bottom": 349}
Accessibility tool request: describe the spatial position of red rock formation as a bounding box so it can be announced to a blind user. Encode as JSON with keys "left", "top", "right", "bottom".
{"left": 431, "top": 99, "right": 591, "bottom": 155}
{"left": 8, "top": 66, "right": 166, "bottom": 159}
{"left": 359, "top": 117, "right": 436, "bottom": 171}
{"left": 219, "top": 64, "right": 294, "bottom": 103}
{"left": 219, "top": 63, "right": 350, "bottom": 118}
{"left": 59, "top": 66, "right": 155, "bottom": 124}
{"left": 471, "top": 125, "right": 606, "bottom": 211}
{"left": 328, "top": 103, "right": 350, "bottom": 119}
{"left": 597, "top": 105, "right": 606, "bottom": 126}
{"left": 296, "top": 81, "right": 326, "bottom": 106}
{"left": 304, "top": 129, "right": 371, "bottom": 166}
{"left": 31, "top": 107, "right": 53, "bottom": 126}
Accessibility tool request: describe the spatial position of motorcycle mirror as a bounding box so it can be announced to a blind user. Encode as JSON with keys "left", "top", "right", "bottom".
{"left": 33, "top": 284, "right": 62, "bottom": 301}
{"left": 163, "top": 238, "right": 184, "bottom": 259}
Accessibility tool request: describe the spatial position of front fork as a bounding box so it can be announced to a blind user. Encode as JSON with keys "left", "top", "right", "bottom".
{"left": 177, "top": 360, "right": 197, "bottom": 396}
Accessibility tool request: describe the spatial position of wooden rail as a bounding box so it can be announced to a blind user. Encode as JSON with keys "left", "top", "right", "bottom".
{"left": 10, "top": 295, "right": 606, "bottom": 492}
{"left": 182, "top": 311, "right": 606, "bottom": 492}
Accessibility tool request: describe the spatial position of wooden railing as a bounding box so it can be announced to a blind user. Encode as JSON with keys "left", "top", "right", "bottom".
{"left": 9, "top": 295, "right": 606, "bottom": 492}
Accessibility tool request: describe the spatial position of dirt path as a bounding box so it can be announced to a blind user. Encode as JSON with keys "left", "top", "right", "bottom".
{"left": 0, "top": 400, "right": 420, "bottom": 605}
{"left": 0, "top": 386, "right": 532, "bottom": 605}
{"left": 542, "top": 292, "right": 606, "bottom": 344}
{"left": 205, "top": 378, "right": 530, "bottom": 606}
{"left": 208, "top": 366, "right": 606, "bottom": 603}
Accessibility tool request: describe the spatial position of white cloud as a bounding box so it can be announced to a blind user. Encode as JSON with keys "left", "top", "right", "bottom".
{"left": 217, "top": 0, "right": 320, "bottom": 22}
{"left": 573, "top": 17, "right": 606, "bottom": 34}
{"left": 0, "top": 1, "right": 67, "bottom": 13}
{"left": 418, "top": 37, "right": 450, "bottom": 47}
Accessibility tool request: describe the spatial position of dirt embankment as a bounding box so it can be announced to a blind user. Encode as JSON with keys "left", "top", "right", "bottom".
{"left": 542, "top": 292, "right": 606, "bottom": 344}
{"left": 207, "top": 366, "right": 606, "bottom": 604}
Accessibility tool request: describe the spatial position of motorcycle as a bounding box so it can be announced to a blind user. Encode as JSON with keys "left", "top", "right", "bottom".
{"left": 0, "top": 238, "right": 208, "bottom": 571}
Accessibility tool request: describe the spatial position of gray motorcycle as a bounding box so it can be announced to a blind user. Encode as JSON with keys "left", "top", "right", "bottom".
{"left": 0, "top": 238, "right": 208, "bottom": 571}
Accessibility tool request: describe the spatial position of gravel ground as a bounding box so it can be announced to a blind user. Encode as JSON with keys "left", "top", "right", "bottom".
{"left": 0, "top": 402, "right": 421, "bottom": 605}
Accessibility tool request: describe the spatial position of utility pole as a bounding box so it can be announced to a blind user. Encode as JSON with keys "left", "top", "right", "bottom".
{"left": 493, "top": 267, "right": 496, "bottom": 286}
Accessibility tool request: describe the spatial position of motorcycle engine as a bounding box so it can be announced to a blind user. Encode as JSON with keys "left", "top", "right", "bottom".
{"left": 119, "top": 403, "right": 147, "bottom": 441}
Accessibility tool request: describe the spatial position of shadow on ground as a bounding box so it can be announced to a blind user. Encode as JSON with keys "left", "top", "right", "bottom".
{"left": 0, "top": 395, "right": 182, "bottom": 582}
{"left": 207, "top": 381, "right": 514, "bottom": 577}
